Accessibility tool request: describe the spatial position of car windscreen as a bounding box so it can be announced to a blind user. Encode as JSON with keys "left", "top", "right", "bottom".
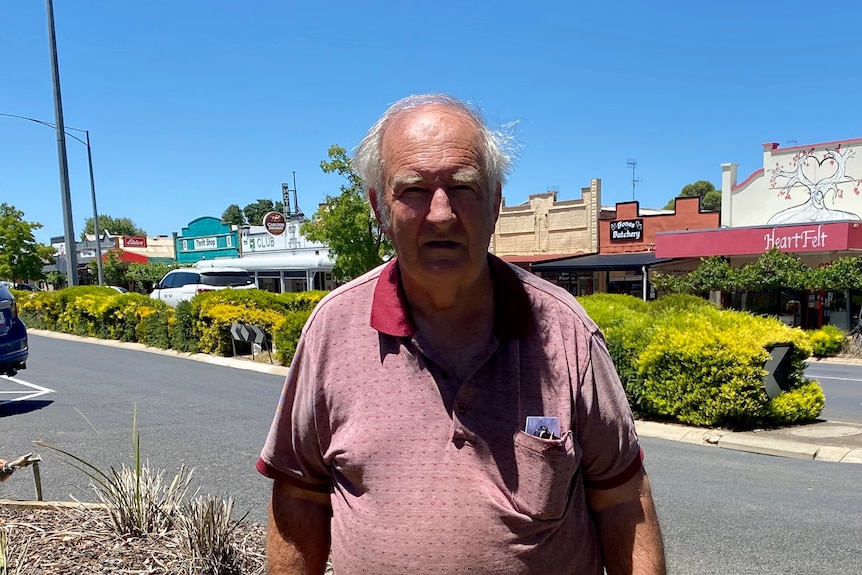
{"left": 200, "top": 271, "right": 255, "bottom": 287}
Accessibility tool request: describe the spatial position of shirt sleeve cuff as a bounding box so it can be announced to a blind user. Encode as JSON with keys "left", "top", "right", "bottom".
{"left": 256, "top": 458, "right": 331, "bottom": 494}
{"left": 583, "top": 447, "right": 644, "bottom": 490}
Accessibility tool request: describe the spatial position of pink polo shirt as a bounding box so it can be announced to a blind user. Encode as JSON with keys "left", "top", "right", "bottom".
{"left": 258, "top": 255, "right": 642, "bottom": 574}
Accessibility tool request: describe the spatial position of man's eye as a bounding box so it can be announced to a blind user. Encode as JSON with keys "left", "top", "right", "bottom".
{"left": 450, "top": 185, "right": 479, "bottom": 196}
{"left": 398, "top": 187, "right": 426, "bottom": 197}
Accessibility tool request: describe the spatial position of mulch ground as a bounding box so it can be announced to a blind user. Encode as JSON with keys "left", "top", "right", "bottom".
{"left": 0, "top": 505, "right": 267, "bottom": 574}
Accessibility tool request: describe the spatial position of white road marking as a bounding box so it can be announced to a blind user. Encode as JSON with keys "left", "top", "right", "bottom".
{"left": 0, "top": 374, "right": 55, "bottom": 405}
{"left": 810, "top": 376, "right": 862, "bottom": 382}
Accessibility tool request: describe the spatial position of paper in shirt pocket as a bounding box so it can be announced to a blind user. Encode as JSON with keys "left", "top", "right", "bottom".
{"left": 511, "top": 429, "right": 579, "bottom": 521}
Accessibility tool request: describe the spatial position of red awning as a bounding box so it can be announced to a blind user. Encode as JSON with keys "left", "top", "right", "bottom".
{"left": 103, "top": 250, "right": 148, "bottom": 264}
{"left": 655, "top": 221, "right": 862, "bottom": 258}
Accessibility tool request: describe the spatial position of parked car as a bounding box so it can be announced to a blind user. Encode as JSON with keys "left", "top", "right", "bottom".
{"left": 12, "top": 283, "right": 40, "bottom": 292}
{"left": 0, "top": 283, "right": 28, "bottom": 375}
{"left": 109, "top": 286, "right": 128, "bottom": 293}
{"left": 149, "top": 267, "right": 256, "bottom": 307}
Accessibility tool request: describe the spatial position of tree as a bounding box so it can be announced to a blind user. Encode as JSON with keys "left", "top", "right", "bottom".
{"left": 0, "top": 203, "right": 55, "bottom": 281}
{"left": 81, "top": 215, "right": 146, "bottom": 239}
{"left": 125, "top": 261, "right": 178, "bottom": 292}
{"left": 242, "top": 199, "right": 285, "bottom": 226}
{"left": 87, "top": 250, "right": 128, "bottom": 286}
{"left": 222, "top": 204, "right": 246, "bottom": 226}
{"left": 301, "top": 145, "right": 393, "bottom": 282}
{"left": 664, "top": 180, "right": 721, "bottom": 212}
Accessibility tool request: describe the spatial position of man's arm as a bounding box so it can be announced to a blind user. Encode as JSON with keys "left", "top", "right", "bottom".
{"left": 586, "top": 468, "right": 667, "bottom": 575}
{"left": 267, "top": 479, "right": 332, "bottom": 575}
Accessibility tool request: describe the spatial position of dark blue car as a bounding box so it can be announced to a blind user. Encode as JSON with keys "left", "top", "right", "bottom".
{"left": 0, "top": 283, "right": 28, "bottom": 375}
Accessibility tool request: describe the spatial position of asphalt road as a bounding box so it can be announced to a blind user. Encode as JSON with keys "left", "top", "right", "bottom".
{"left": 804, "top": 362, "right": 862, "bottom": 423}
{"left": 2, "top": 334, "right": 861, "bottom": 573}
{"left": 0, "top": 334, "right": 285, "bottom": 524}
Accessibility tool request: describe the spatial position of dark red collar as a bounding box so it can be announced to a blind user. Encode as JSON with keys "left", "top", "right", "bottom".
{"left": 369, "top": 255, "right": 532, "bottom": 339}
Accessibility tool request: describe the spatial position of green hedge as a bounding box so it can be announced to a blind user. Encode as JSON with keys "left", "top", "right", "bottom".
{"left": 18, "top": 287, "right": 829, "bottom": 430}
{"left": 17, "top": 287, "right": 326, "bottom": 367}
{"left": 580, "top": 293, "right": 824, "bottom": 429}
{"left": 806, "top": 325, "right": 845, "bottom": 358}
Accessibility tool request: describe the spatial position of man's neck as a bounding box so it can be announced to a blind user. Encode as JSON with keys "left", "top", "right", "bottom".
{"left": 400, "top": 264, "right": 495, "bottom": 326}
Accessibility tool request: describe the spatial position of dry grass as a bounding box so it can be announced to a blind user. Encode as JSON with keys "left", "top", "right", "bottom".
{"left": 0, "top": 505, "right": 266, "bottom": 574}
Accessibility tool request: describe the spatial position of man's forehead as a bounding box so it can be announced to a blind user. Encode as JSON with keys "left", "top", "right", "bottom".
{"left": 383, "top": 105, "right": 481, "bottom": 146}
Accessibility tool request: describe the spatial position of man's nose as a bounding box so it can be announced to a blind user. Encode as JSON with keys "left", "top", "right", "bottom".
{"left": 426, "top": 187, "right": 455, "bottom": 224}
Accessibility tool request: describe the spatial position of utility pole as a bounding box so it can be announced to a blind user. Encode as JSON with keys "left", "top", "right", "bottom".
{"left": 626, "top": 158, "right": 640, "bottom": 201}
{"left": 46, "top": 0, "right": 78, "bottom": 285}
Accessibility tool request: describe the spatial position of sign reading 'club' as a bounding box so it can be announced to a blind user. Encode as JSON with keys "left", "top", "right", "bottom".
{"left": 263, "top": 211, "right": 287, "bottom": 236}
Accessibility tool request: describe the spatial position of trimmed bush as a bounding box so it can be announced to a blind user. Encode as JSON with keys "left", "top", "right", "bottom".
{"left": 806, "top": 325, "right": 845, "bottom": 357}
{"left": 581, "top": 294, "right": 653, "bottom": 413}
{"left": 766, "top": 381, "right": 826, "bottom": 423}
{"left": 170, "top": 301, "right": 199, "bottom": 353}
{"left": 273, "top": 310, "right": 312, "bottom": 366}
{"left": 582, "top": 293, "right": 823, "bottom": 429}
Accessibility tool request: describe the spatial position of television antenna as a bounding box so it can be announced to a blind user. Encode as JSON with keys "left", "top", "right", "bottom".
{"left": 626, "top": 158, "right": 641, "bottom": 200}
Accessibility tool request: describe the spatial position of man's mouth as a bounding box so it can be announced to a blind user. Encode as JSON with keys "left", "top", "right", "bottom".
{"left": 424, "top": 241, "right": 460, "bottom": 249}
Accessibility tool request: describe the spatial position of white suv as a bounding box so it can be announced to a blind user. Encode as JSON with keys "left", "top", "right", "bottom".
{"left": 150, "top": 267, "right": 256, "bottom": 307}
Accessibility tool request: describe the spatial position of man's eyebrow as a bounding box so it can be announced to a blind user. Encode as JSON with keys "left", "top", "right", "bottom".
{"left": 391, "top": 173, "right": 423, "bottom": 188}
{"left": 452, "top": 168, "right": 482, "bottom": 184}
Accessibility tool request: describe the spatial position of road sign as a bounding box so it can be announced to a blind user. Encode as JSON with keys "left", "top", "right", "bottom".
{"left": 230, "top": 322, "right": 271, "bottom": 363}
{"left": 230, "top": 322, "right": 267, "bottom": 344}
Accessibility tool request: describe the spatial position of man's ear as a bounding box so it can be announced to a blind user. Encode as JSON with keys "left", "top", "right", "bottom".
{"left": 369, "top": 188, "right": 389, "bottom": 235}
{"left": 493, "top": 182, "right": 503, "bottom": 222}
{"left": 369, "top": 188, "right": 382, "bottom": 222}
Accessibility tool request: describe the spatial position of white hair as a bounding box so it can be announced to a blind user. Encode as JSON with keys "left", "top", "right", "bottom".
{"left": 353, "top": 94, "right": 516, "bottom": 231}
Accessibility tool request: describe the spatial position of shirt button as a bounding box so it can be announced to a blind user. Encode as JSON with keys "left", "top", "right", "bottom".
{"left": 457, "top": 403, "right": 466, "bottom": 414}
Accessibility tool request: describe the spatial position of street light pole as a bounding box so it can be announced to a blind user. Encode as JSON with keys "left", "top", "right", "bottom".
{"left": 45, "top": 0, "right": 78, "bottom": 285}
{"left": 0, "top": 113, "right": 105, "bottom": 286}
{"left": 84, "top": 130, "right": 105, "bottom": 286}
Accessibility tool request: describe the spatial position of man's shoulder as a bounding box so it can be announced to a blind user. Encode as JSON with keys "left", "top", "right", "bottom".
{"left": 304, "top": 263, "right": 386, "bottom": 328}
{"left": 504, "top": 262, "right": 599, "bottom": 334}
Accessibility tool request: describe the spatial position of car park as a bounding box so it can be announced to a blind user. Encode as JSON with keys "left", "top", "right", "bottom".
{"left": 149, "top": 267, "right": 256, "bottom": 307}
{"left": 0, "top": 283, "right": 28, "bottom": 375}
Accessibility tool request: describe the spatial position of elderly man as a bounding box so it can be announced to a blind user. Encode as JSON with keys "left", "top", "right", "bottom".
{"left": 258, "top": 94, "right": 666, "bottom": 575}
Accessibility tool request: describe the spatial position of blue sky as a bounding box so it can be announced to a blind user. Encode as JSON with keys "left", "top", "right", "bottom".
{"left": 1, "top": 1, "right": 859, "bottom": 246}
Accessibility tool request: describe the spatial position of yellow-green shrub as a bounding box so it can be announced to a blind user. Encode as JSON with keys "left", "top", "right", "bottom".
{"left": 766, "top": 381, "right": 825, "bottom": 423}
{"left": 195, "top": 300, "right": 287, "bottom": 356}
{"left": 637, "top": 309, "right": 819, "bottom": 428}
{"left": 273, "top": 310, "right": 313, "bottom": 366}
{"left": 580, "top": 294, "right": 653, "bottom": 412}
{"left": 806, "top": 325, "right": 845, "bottom": 357}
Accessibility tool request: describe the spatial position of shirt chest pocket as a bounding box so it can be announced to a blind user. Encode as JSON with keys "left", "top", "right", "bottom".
{"left": 511, "top": 430, "right": 580, "bottom": 521}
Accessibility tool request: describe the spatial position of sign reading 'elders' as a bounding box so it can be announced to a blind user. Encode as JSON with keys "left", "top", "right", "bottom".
{"left": 263, "top": 211, "right": 287, "bottom": 236}
{"left": 610, "top": 219, "right": 643, "bottom": 242}
{"left": 123, "top": 236, "right": 147, "bottom": 248}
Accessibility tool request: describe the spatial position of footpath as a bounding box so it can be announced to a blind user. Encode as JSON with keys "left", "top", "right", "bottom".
{"left": 24, "top": 330, "right": 862, "bottom": 465}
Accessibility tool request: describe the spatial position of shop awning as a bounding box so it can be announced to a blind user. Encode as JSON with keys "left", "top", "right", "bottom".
{"left": 655, "top": 221, "right": 862, "bottom": 258}
{"left": 531, "top": 251, "right": 673, "bottom": 272}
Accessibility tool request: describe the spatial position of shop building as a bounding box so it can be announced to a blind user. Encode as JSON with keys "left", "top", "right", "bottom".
{"left": 195, "top": 221, "right": 334, "bottom": 293}
{"left": 531, "top": 196, "right": 719, "bottom": 298}
{"left": 173, "top": 217, "right": 241, "bottom": 264}
{"left": 656, "top": 137, "right": 862, "bottom": 328}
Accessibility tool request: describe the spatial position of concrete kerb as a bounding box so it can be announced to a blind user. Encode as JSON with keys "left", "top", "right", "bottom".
{"left": 635, "top": 420, "right": 862, "bottom": 464}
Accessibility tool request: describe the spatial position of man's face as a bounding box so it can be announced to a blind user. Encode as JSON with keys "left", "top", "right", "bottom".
{"left": 373, "top": 105, "right": 501, "bottom": 293}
